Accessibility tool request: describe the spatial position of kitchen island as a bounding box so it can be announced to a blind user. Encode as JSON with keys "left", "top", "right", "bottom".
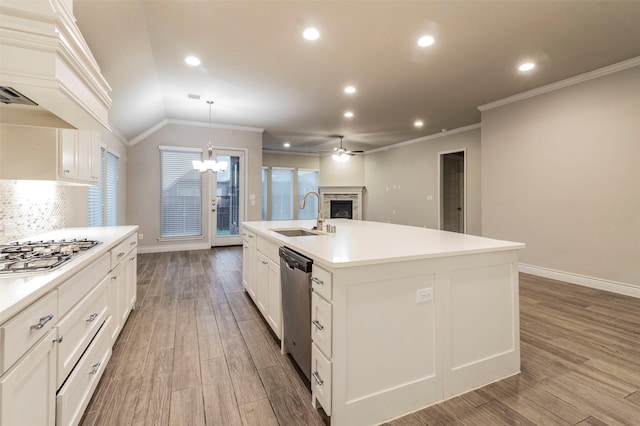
{"left": 242, "top": 219, "right": 524, "bottom": 426}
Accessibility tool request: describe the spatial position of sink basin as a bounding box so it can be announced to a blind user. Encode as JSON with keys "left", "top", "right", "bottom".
{"left": 271, "top": 228, "right": 326, "bottom": 237}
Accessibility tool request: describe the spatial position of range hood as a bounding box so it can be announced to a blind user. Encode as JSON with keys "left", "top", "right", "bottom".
{"left": 0, "top": 0, "right": 111, "bottom": 130}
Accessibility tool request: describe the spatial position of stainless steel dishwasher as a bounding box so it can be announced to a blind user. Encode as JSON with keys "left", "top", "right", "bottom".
{"left": 279, "top": 246, "right": 313, "bottom": 382}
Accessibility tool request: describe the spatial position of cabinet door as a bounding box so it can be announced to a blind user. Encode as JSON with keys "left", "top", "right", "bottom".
{"left": 245, "top": 232, "right": 257, "bottom": 300}
{"left": 77, "top": 130, "right": 92, "bottom": 181}
{"left": 256, "top": 252, "right": 269, "bottom": 314}
{"left": 266, "top": 260, "right": 282, "bottom": 338}
{"left": 108, "top": 263, "right": 123, "bottom": 344}
{"left": 89, "top": 131, "right": 101, "bottom": 183}
{"left": 0, "top": 330, "right": 56, "bottom": 426}
{"left": 59, "top": 129, "right": 78, "bottom": 179}
{"left": 126, "top": 250, "right": 138, "bottom": 313}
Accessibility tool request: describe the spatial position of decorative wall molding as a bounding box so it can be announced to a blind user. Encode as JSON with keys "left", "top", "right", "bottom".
{"left": 479, "top": 56, "right": 640, "bottom": 111}
{"left": 519, "top": 263, "right": 640, "bottom": 299}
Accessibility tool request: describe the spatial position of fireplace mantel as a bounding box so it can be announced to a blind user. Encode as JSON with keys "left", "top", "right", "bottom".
{"left": 319, "top": 186, "right": 365, "bottom": 220}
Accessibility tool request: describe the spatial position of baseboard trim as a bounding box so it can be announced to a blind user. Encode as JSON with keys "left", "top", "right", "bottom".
{"left": 519, "top": 263, "right": 640, "bottom": 299}
{"left": 137, "top": 242, "right": 211, "bottom": 254}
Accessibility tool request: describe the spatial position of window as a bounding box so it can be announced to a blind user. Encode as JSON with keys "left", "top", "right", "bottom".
{"left": 88, "top": 147, "right": 119, "bottom": 226}
{"left": 261, "top": 167, "right": 319, "bottom": 221}
{"left": 298, "top": 169, "right": 319, "bottom": 219}
{"left": 159, "top": 146, "right": 202, "bottom": 238}
{"left": 271, "top": 168, "right": 294, "bottom": 220}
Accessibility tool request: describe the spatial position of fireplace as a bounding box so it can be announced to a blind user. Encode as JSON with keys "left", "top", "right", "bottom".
{"left": 330, "top": 200, "right": 353, "bottom": 219}
{"left": 319, "top": 186, "right": 365, "bottom": 220}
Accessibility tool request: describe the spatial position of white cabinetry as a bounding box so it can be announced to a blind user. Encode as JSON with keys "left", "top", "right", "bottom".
{"left": 310, "top": 264, "right": 333, "bottom": 415}
{"left": 0, "top": 329, "right": 56, "bottom": 426}
{"left": 0, "top": 124, "right": 100, "bottom": 185}
{"left": 242, "top": 230, "right": 257, "bottom": 299}
{"left": 108, "top": 233, "right": 138, "bottom": 343}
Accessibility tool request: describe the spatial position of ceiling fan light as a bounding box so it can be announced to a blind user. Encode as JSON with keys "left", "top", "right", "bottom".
{"left": 332, "top": 152, "right": 350, "bottom": 162}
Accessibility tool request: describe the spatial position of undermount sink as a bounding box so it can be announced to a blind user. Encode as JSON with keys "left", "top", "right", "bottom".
{"left": 271, "top": 228, "right": 326, "bottom": 237}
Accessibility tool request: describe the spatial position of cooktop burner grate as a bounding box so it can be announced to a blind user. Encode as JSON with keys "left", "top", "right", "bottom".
{"left": 0, "top": 238, "right": 100, "bottom": 274}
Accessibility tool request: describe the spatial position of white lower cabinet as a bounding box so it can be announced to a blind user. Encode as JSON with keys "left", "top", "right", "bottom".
{"left": 56, "top": 317, "right": 112, "bottom": 426}
{"left": 256, "top": 247, "right": 282, "bottom": 339}
{"left": 108, "top": 247, "right": 137, "bottom": 344}
{"left": 0, "top": 329, "right": 56, "bottom": 426}
{"left": 311, "top": 343, "right": 332, "bottom": 415}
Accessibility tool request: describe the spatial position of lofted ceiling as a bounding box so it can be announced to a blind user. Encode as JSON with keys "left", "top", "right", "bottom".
{"left": 73, "top": 1, "right": 640, "bottom": 153}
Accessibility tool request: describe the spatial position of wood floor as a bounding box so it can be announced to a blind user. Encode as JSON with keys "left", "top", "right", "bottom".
{"left": 81, "top": 247, "right": 640, "bottom": 426}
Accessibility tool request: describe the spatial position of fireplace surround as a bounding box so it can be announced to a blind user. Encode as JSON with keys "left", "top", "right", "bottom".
{"left": 319, "top": 186, "right": 365, "bottom": 220}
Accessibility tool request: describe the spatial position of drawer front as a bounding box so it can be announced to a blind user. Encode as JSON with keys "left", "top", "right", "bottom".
{"left": 0, "top": 290, "right": 58, "bottom": 374}
{"left": 311, "top": 264, "right": 332, "bottom": 301}
{"left": 311, "top": 343, "right": 332, "bottom": 415}
{"left": 59, "top": 252, "right": 110, "bottom": 317}
{"left": 56, "top": 275, "right": 110, "bottom": 387}
{"left": 257, "top": 236, "right": 279, "bottom": 263}
{"left": 110, "top": 233, "right": 138, "bottom": 269}
{"left": 56, "top": 316, "right": 112, "bottom": 426}
{"left": 311, "top": 292, "right": 332, "bottom": 358}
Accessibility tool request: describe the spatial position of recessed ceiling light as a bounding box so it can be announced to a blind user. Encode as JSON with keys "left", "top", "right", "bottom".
{"left": 185, "top": 56, "right": 200, "bottom": 66}
{"left": 303, "top": 28, "right": 320, "bottom": 41}
{"left": 414, "top": 120, "right": 424, "bottom": 128}
{"left": 283, "top": 142, "right": 291, "bottom": 148}
{"left": 518, "top": 62, "right": 535, "bottom": 72}
{"left": 417, "top": 35, "right": 435, "bottom": 47}
{"left": 344, "top": 111, "right": 354, "bottom": 118}
{"left": 344, "top": 86, "right": 356, "bottom": 94}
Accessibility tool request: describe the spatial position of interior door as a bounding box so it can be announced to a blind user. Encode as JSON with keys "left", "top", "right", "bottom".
{"left": 440, "top": 150, "right": 466, "bottom": 233}
{"left": 210, "top": 150, "right": 245, "bottom": 246}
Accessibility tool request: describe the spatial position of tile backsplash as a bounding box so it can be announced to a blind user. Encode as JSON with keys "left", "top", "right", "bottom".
{"left": 0, "top": 181, "right": 66, "bottom": 241}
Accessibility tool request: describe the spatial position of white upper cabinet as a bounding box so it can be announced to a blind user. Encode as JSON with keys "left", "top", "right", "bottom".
{"left": 0, "top": 124, "right": 101, "bottom": 185}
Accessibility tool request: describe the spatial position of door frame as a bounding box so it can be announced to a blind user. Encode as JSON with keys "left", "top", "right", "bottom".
{"left": 437, "top": 148, "right": 467, "bottom": 233}
{"left": 208, "top": 147, "right": 248, "bottom": 247}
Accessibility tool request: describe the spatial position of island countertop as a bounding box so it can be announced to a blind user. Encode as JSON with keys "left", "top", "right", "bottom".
{"left": 243, "top": 219, "right": 524, "bottom": 268}
{"left": 0, "top": 226, "right": 138, "bottom": 324}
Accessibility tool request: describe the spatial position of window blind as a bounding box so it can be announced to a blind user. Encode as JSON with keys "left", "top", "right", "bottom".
{"left": 87, "top": 147, "right": 118, "bottom": 227}
{"left": 271, "top": 168, "right": 294, "bottom": 220}
{"left": 160, "top": 146, "right": 202, "bottom": 238}
{"left": 87, "top": 153, "right": 103, "bottom": 226}
{"left": 298, "top": 169, "right": 319, "bottom": 220}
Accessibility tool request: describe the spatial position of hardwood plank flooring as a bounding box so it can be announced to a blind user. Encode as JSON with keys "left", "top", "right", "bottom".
{"left": 82, "top": 249, "right": 640, "bottom": 425}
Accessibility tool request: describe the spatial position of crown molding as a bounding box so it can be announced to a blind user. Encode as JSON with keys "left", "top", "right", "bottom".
{"left": 262, "top": 149, "right": 320, "bottom": 157}
{"left": 366, "top": 123, "right": 481, "bottom": 154}
{"left": 128, "top": 118, "right": 265, "bottom": 146}
{"left": 478, "top": 56, "right": 640, "bottom": 112}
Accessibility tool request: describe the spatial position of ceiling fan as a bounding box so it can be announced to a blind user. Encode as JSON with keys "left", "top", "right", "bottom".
{"left": 332, "top": 136, "right": 363, "bottom": 160}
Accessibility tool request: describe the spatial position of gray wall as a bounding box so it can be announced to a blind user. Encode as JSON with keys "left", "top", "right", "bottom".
{"left": 263, "top": 151, "right": 319, "bottom": 169}
{"left": 66, "top": 128, "right": 129, "bottom": 227}
{"left": 127, "top": 123, "right": 262, "bottom": 250}
{"left": 319, "top": 153, "right": 365, "bottom": 187}
{"left": 481, "top": 66, "right": 640, "bottom": 285}
{"left": 364, "top": 128, "right": 482, "bottom": 235}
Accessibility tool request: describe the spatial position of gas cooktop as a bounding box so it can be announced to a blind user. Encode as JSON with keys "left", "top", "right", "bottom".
{"left": 0, "top": 238, "right": 100, "bottom": 274}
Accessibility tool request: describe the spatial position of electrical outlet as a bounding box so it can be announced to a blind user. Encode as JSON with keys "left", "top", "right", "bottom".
{"left": 416, "top": 288, "right": 433, "bottom": 303}
{"left": 138, "top": 233, "right": 144, "bottom": 240}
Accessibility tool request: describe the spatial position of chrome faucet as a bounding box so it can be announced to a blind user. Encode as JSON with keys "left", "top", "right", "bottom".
{"left": 300, "top": 190, "right": 324, "bottom": 230}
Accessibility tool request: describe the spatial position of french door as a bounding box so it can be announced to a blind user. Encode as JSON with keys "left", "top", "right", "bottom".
{"left": 209, "top": 149, "right": 245, "bottom": 246}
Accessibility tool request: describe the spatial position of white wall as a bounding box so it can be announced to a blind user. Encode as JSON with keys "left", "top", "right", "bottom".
{"left": 127, "top": 122, "right": 262, "bottom": 251}
{"left": 319, "top": 153, "right": 365, "bottom": 187}
{"left": 481, "top": 66, "right": 640, "bottom": 287}
{"left": 263, "top": 150, "right": 319, "bottom": 170}
{"left": 364, "top": 128, "right": 482, "bottom": 234}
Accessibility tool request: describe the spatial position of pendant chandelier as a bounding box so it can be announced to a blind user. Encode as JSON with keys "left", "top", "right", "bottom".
{"left": 192, "top": 101, "right": 228, "bottom": 173}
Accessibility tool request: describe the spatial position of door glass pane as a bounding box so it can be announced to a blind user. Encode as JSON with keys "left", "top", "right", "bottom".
{"left": 298, "top": 169, "right": 319, "bottom": 219}
{"left": 271, "top": 168, "right": 293, "bottom": 220}
{"left": 261, "top": 167, "right": 268, "bottom": 220}
{"left": 216, "top": 155, "right": 240, "bottom": 236}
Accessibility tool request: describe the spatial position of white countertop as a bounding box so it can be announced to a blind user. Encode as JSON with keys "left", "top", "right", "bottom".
{"left": 0, "top": 226, "right": 138, "bottom": 324}
{"left": 243, "top": 219, "right": 524, "bottom": 268}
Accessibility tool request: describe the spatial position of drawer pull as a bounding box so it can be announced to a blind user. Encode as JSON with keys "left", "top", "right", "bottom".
{"left": 311, "top": 277, "right": 324, "bottom": 286}
{"left": 111, "top": 276, "right": 117, "bottom": 280}
{"left": 261, "top": 260, "right": 268, "bottom": 265}
{"left": 117, "top": 252, "right": 125, "bottom": 258}
{"left": 53, "top": 335, "right": 63, "bottom": 343}
{"left": 129, "top": 256, "right": 136, "bottom": 261}
{"left": 30, "top": 314, "right": 54, "bottom": 330}
{"left": 312, "top": 371, "right": 324, "bottom": 386}
{"left": 63, "top": 169, "right": 70, "bottom": 174}
{"left": 89, "top": 362, "right": 101, "bottom": 375}
{"left": 312, "top": 320, "right": 324, "bottom": 330}
{"left": 129, "top": 241, "right": 136, "bottom": 246}
{"left": 86, "top": 313, "right": 99, "bottom": 322}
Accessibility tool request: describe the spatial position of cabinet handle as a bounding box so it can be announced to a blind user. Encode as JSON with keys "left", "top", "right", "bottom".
{"left": 129, "top": 256, "right": 135, "bottom": 261}
{"left": 86, "top": 313, "right": 99, "bottom": 322}
{"left": 311, "top": 277, "right": 324, "bottom": 286}
{"left": 30, "top": 314, "right": 54, "bottom": 330}
{"left": 117, "top": 252, "right": 125, "bottom": 257}
{"left": 312, "top": 320, "right": 324, "bottom": 330}
{"left": 312, "top": 371, "right": 324, "bottom": 386}
{"left": 111, "top": 276, "right": 117, "bottom": 280}
{"left": 53, "top": 335, "right": 64, "bottom": 343}
{"left": 130, "top": 241, "right": 136, "bottom": 246}
{"left": 248, "top": 235, "right": 254, "bottom": 238}
{"left": 261, "top": 260, "right": 268, "bottom": 265}
{"left": 89, "top": 362, "right": 101, "bottom": 375}
{"left": 63, "top": 169, "right": 70, "bottom": 174}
